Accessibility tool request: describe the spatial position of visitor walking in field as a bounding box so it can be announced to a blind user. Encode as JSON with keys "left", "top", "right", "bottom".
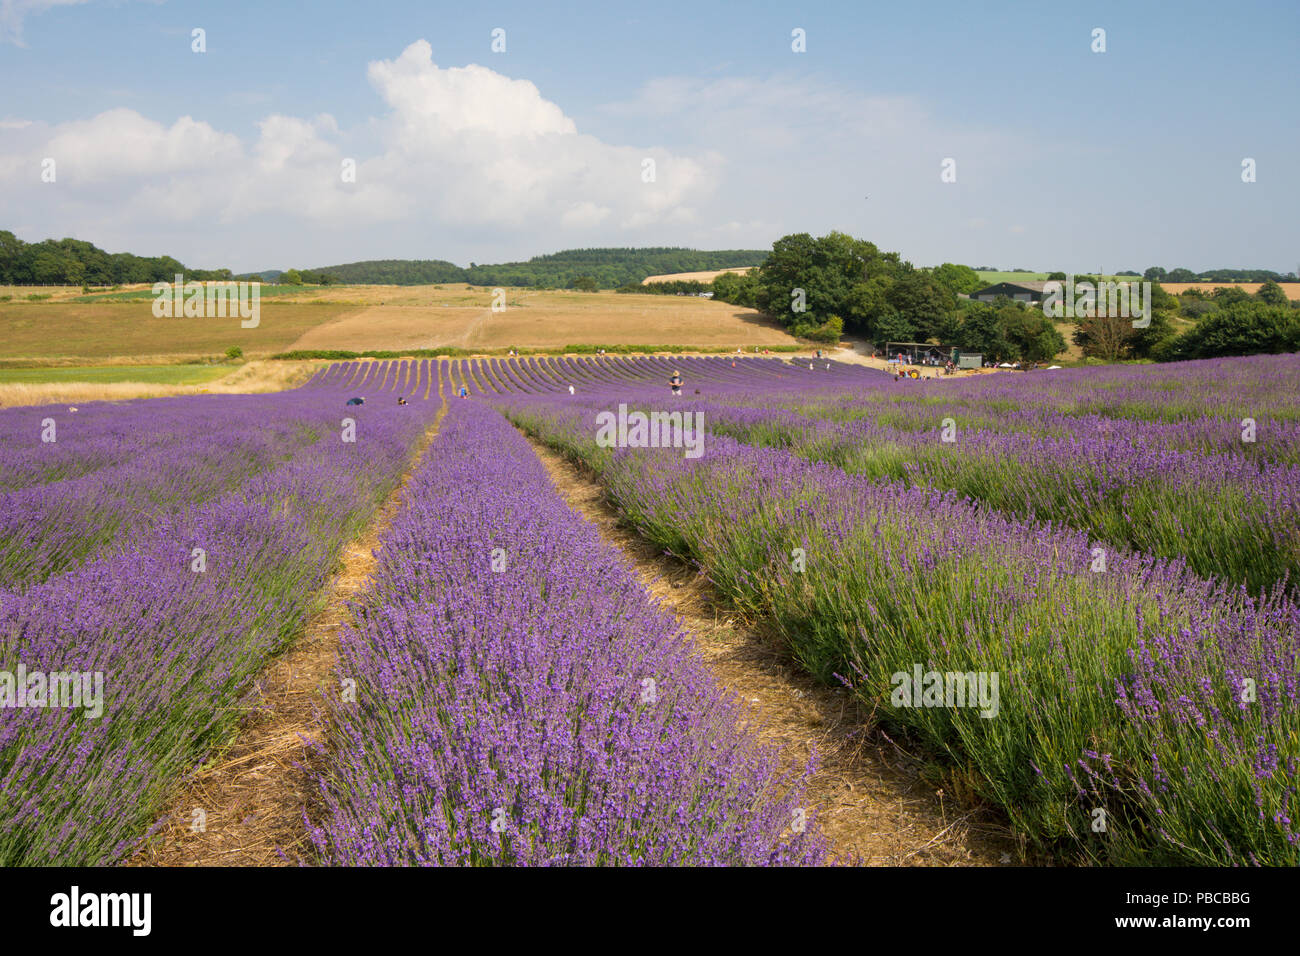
{"left": 669, "top": 370, "right": 683, "bottom": 397}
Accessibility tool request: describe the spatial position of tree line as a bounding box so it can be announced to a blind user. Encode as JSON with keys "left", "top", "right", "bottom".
{"left": 0, "top": 235, "right": 769, "bottom": 290}
{"left": 267, "top": 248, "right": 769, "bottom": 288}
{"left": 709, "top": 232, "right": 1065, "bottom": 360}
{"left": 1142, "top": 266, "right": 1296, "bottom": 283}
{"left": 709, "top": 231, "right": 1300, "bottom": 364}
{"left": 1073, "top": 281, "right": 1300, "bottom": 361}
{"left": 0, "top": 232, "right": 233, "bottom": 285}
{"left": 617, "top": 279, "right": 713, "bottom": 295}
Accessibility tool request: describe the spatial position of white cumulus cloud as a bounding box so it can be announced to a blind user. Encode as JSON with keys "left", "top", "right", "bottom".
{"left": 0, "top": 39, "right": 716, "bottom": 267}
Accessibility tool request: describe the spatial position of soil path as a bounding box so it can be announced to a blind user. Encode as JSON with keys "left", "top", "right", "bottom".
{"left": 525, "top": 436, "right": 1025, "bottom": 866}
{"left": 130, "top": 401, "right": 449, "bottom": 866}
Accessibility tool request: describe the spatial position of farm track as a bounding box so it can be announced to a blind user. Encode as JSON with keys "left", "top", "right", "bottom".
{"left": 522, "top": 434, "right": 1026, "bottom": 866}
{"left": 129, "top": 395, "right": 450, "bottom": 867}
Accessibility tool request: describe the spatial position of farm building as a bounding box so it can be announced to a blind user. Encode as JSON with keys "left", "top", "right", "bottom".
{"left": 882, "top": 341, "right": 959, "bottom": 364}
{"left": 969, "top": 280, "right": 1049, "bottom": 305}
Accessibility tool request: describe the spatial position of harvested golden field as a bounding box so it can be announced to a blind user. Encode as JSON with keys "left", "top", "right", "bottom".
{"left": 0, "top": 285, "right": 90, "bottom": 301}
{"left": 0, "top": 301, "right": 358, "bottom": 362}
{"left": 1159, "top": 282, "right": 1300, "bottom": 300}
{"left": 284, "top": 287, "right": 796, "bottom": 351}
{"left": 1, "top": 286, "right": 795, "bottom": 361}
{"left": 257, "top": 282, "right": 484, "bottom": 306}
{"left": 641, "top": 268, "right": 753, "bottom": 284}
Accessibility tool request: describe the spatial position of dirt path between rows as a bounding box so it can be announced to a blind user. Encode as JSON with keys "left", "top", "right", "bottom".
{"left": 524, "top": 437, "right": 1026, "bottom": 866}
{"left": 130, "top": 402, "right": 448, "bottom": 867}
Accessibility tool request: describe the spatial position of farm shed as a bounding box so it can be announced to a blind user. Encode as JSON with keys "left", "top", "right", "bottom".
{"left": 883, "top": 341, "right": 958, "bottom": 364}
{"left": 969, "top": 280, "right": 1049, "bottom": 305}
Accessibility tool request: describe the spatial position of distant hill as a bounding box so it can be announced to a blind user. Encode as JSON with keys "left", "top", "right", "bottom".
{"left": 239, "top": 260, "right": 465, "bottom": 285}
{"left": 469, "top": 248, "right": 769, "bottom": 289}
{"left": 242, "top": 248, "right": 770, "bottom": 288}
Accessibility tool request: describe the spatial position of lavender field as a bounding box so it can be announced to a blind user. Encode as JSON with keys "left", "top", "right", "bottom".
{"left": 2, "top": 353, "right": 1297, "bottom": 866}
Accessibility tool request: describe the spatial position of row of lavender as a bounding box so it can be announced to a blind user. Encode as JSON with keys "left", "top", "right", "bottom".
{"left": 0, "top": 368, "right": 438, "bottom": 864}
{"left": 641, "top": 356, "right": 1300, "bottom": 596}
{"left": 497, "top": 386, "right": 1300, "bottom": 866}
{"left": 309, "top": 401, "right": 826, "bottom": 865}
{"left": 749, "top": 352, "right": 1300, "bottom": 427}
{"left": 402, "top": 353, "right": 873, "bottom": 399}
{"left": 697, "top": 397, "right": 1300, "bottom": 595}
{"left": 434, "top": 352, "right": 1300, "bottom": 594}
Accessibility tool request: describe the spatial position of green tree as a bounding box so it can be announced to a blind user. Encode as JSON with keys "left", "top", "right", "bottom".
{"left": 1165, "top": 303, "right": 1300, "bottom": 360}
{"left": 887, "top": 271, "right": 955, "bottom": 341}
{"left": 711, "top": 269, "right": 761, "bottom": 309}
{"left": 873, "top": 310, "right": 916, "bottom": 345}
{"left": 1072, "top": 310, "right": 1135, "bottom": 361}
{"left": 956, "top": 303, "right": 1011, "bottom": 361}
{"left": 1129, "top": 310, "right": 1178, "bottom": 359}
{"left": 1001, "top": 305, "right": 1065, "bottom": 362}
{"left": 1211, "top": 285, "right": 1251, "bottom": 306}
{"left": 282, "top": 268, "right": 304, "bottom": 286}
{"left": 929, "top": 262, "right": 984, "bottom": 295}
{"left": 0, "top": 230, "right": 21, "bottom": 283}
{"left": 843, "top": 276, "right": 894, "bottom": 335}
{"left": 1256, "top": 279, "right": 1289, "bottom": 306}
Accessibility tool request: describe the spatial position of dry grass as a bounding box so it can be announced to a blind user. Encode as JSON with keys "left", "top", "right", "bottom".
{"left": 0, "top": 284, "right": 90, "bottom": 301}
{"left": 285, "top": 287, "right": 797, "bottom": 351}
{"left": 1, "top": 286, "right": 795, "bottom": 362}
{"left": 0, "top": 360, "right": 324, "bottom": 408}
{"left": 1160, "top": 282, "right": 1300, "bottom": 300}
{"left": 0, "top": 301, "right": 360, "bottom": 362}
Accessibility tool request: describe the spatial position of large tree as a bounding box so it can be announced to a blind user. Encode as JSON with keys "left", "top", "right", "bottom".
{"left": 887, "top": 270, "right": 956, "bottom": 341}
{"left": 928, "top": 262, "right": 984, "bottom": 295}
{"left": 1073, "top": 310, "right": 1135, "bottom": 360}
{"left": 1001, "top": 305, "right": 1066, "bottom": 362}
{"left": 1256, "top": 280, "right": 1290, "bottom": 306}
{"left": 956, "top": 302, "right": 1012, "bottom": 361}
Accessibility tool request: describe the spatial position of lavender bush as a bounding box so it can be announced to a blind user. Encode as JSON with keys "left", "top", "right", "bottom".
{"left": 309, "top": 401, "right": 826, "bottom": 866}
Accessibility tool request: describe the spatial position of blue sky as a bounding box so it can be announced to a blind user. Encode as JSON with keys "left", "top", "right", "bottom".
{"left": 1, "top": 0, "right": 1297, "bottom": 273}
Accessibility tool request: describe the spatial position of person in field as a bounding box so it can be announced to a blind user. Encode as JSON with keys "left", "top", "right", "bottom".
{"left": 568, "top": 384, "right": 575, "bottom": 394}
{"left": 397, "top": 396, "right": 408, "bottom": 405}
{"left": 346, "top": 396, "right": 365, "bottom": 406}
{"left": 459, "top": 386, "right": 468, "bottom": 398}
{"left": 669, "top": 370, "right": 683, "bottom": 397}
